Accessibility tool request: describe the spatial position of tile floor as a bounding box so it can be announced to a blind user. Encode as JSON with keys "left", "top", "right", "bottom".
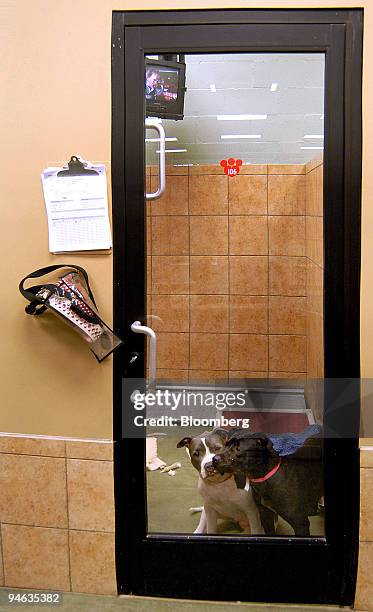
{"left": 0, "top": 590, "right": 351, "bottom": 612}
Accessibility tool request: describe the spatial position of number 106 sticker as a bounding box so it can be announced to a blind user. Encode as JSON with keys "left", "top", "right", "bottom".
{"left": 220, "top": 158, "right": 243, "bottom": 176}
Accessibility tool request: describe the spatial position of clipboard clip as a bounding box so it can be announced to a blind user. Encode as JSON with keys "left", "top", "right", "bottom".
{"left": 57, "top": 156, "right": 99, "bottom": 177}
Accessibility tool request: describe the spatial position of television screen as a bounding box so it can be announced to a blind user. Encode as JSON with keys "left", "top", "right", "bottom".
{"left": 145, "top": 59, "right": 186, "bottom": 120}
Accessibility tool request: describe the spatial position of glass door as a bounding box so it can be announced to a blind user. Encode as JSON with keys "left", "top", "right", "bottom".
{"left": 144, "top": 52, "right": 325, "bottom": 539}
{"left": 112, "top": 9, "right": 362, "bottom": 605}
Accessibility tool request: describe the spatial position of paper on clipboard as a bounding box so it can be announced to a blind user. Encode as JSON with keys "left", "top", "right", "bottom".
{"left": 41, "top": 160, "right": 112, "bottom": 253}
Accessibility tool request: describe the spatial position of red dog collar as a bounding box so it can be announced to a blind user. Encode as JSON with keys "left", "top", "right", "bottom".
{"left": 249, "top": 460, "right": 282, "bottom": 484}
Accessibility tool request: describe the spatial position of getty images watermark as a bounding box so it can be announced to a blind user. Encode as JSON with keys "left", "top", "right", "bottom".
{"left": 131, "top": 388, "right": 251, "bottom": 428}
{"left": 121, "top": 378, "right": 370, "bottom": 438}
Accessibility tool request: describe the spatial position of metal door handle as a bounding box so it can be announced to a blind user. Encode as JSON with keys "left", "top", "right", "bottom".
{"left": 145, "top": 119, "right": 166, "bottom": 200}
{"left": 131, "top": 321, "right": 156, "bottom": 392}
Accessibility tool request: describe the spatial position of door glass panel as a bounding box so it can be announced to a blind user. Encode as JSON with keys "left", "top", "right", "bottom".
{"left": 144, "top": 53, "right": 325, "bottom": 537}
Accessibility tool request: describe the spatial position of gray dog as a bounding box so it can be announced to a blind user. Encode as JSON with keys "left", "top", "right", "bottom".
{"left": 213, "top": 431, "right": 323, "bottom": 536}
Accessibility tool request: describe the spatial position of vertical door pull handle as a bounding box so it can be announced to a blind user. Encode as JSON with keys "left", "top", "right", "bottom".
{"left": 145, "top": 119, "right": 166, "bottom": 200}
{"left": 131, "top": 321, "right": 156, "bottom": 392}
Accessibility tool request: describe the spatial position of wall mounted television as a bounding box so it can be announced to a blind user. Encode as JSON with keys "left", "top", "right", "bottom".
{"left": 145, "top": 58, "right": 186, "bottom": 120}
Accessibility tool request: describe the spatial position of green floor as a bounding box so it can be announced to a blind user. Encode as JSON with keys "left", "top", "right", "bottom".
{"left": 147, "top": 430, "right": 324, "bottom": 536}
{"left": 0, "top": 590, "right": 350, "bottom": 612}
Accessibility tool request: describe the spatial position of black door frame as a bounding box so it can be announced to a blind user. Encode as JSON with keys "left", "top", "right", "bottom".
{"left": 111, "top": 9, "right": 363, "bottom": 604}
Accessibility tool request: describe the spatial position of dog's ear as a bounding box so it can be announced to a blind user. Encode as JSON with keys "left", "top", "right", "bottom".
{"left": 234, "top": 472, "right": 246, "bottom": 490}
{"left": 227, "top": 427, "right": 244, "bottom": 440}
{"left": 226, "top": 436, "right": 238, "bottom": 448}
{"left": 256, "top": 435, "right": 275, "bottom": 455}
{"left": 212, "top": 428, "right": 229, "bottom": 444}
{"left": 266, "top": 437, "right": 274, "bottom": 453}
{"left": 176, "top": 436, "right": 192, "bottom": 448}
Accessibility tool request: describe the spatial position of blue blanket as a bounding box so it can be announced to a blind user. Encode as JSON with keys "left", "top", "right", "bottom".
{"left": 270, "top": 424, "right": 322, "bottom": 457}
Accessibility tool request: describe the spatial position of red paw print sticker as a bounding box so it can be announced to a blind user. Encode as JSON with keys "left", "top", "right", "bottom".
{"left": 220, "top": 158, "right": 243, "bottom": 177}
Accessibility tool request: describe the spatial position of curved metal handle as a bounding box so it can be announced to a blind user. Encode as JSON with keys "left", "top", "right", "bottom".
{"left": 131, "top": 321, "right": 156, "bottom": 392}
{"left": 145, "top": 119, "right": 166, "bottom": 200}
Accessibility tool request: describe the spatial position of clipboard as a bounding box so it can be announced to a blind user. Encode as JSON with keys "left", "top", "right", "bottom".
{"left": 57, "top": 155, "right": 99, "bottom": 177}
{"left": 41, "top": 156, "right": 112, "bottom": 254}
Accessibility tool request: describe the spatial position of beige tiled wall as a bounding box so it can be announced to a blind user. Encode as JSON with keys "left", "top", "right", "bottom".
{"left": 147, "top": 164, "right": 308, "bottom": 383}
{"left": 0, "top": 433, "right": 116, "bottom": 595}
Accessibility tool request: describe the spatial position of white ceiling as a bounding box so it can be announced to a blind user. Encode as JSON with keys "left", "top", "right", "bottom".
{"left": 146, "top": 53, "right": 325, "bottom": 166}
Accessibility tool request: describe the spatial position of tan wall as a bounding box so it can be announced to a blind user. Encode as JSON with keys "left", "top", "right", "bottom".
{"left": 305, "top": 155, "right": 324, "bottom": 382}
{"left": 304, "top": 156, "right": 324, "bottom": 422}
{"left": 147, "top": 163, "right": 308, "bottom": 383}
{"left": 355, "top": 448, "right": 373, "bottom": 610}
{"left": 1, "top": 2, "right": 115, "bottom": 438}
{"left": 1, "top": 0, "right": 370, "bottom": 440}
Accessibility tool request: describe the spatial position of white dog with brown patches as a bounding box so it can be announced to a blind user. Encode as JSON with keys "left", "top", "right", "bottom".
{"left": 177, "top": 429, "right": 264, "bottom": 535}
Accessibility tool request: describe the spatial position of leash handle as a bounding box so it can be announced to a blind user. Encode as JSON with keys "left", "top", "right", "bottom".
{"left": 19, "top": 264, "right": 96, "bottom": 315}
